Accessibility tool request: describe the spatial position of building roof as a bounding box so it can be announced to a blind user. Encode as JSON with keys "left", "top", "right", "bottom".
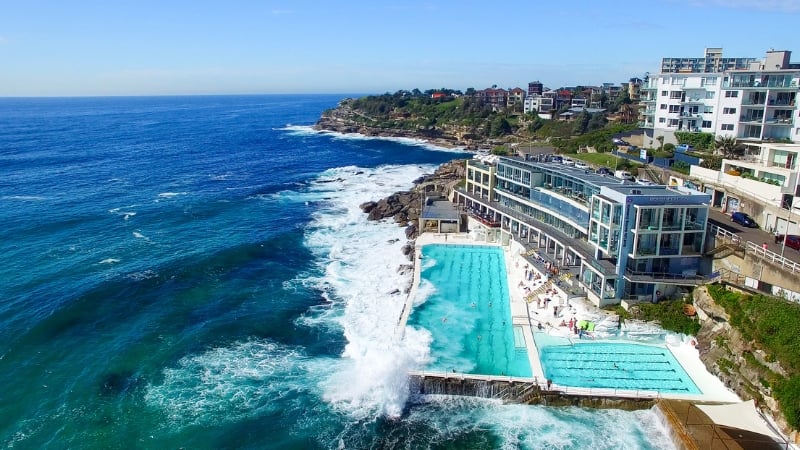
{"left": 567, "top": 107, "right": 606, "bottom": 114}
{"left": 421, "top": 199, "right": 460, "bottom": 221}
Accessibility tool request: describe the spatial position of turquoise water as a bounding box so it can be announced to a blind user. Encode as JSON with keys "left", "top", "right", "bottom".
{"left": 537, "top": 335, "right": 700, "bottom": 394}
{"left": 409, "top": 244, "right": 532, "bottom": 377}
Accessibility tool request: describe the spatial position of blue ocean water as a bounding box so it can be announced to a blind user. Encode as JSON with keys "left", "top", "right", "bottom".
{"left": 0, "top": 95, "right": 676, "bottom": 449}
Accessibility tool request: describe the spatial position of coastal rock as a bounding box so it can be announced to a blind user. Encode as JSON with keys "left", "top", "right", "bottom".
{"left": 360, "top": 201, "right": 377, "bottom": 213}
{"left": 400, "top": 244, "right": 413, "bottom": 256}
{"left": 397, "top": 264, "right": 413, "bottom": 275}
{"left": 405, "top": 224, "right": 418, "bottom": 239}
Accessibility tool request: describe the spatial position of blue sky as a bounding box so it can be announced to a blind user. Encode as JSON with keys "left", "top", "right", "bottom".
{"left": 1, "top": 0, "right": 798, "bottom": 96}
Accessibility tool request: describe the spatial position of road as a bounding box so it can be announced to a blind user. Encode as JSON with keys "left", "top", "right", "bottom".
{"left": 708, "top": 208, "right": 799, "bottom": 262}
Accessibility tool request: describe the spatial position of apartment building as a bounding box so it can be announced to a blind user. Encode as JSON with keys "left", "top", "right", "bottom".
{"left": 689, "top": 142, "right": 800, "bottom": 234}
{"left": 523, "top": 95, "right": 555, "bottom": 116}
{"left": 641, "top": 48, "right": 800, "bottom": 145}
{"left": 527, "top": 81, "right": 544, "bottom": 96}
{"left": 507, "top": 87, "right": 526, "bottom": 110}
{"left": 456, "top": 157, "right": 710, "bottom": 306}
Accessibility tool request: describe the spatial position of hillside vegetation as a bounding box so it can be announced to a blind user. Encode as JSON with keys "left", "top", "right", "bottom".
{"left": 320, "top": 91, "right": 638, "bottom": 154}
{"left": 705, "top": 284, "right": 800, "bottom": 431}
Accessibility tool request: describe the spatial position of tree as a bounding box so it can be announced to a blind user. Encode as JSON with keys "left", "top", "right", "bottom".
{"left": 656, "top": 136, "right": 664, "bottom": 151}
{"left": 699, "top": 155, "right": 722, "bottom": 170}
{"left": 465, "top": 87, "right": 476, "bottom": 97}
{"left": 587, "top": 112, "right": 607, "bottom": 131}
{"left": 573, "top": 110, "right": 591, "bottom": 134}
{"left": 490, "top": 116, "right": 512, "bottom": 137}
{"left": 715, "top": 135, "right": 745, "bottom": 159}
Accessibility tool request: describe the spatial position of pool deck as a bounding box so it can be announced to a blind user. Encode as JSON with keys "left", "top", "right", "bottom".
{"left": 401, "top": 232, "right": 741, "bottom": 404}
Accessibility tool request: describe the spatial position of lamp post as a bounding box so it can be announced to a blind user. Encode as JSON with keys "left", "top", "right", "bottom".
{"left": 780, "top": 198, "right": 794, "bottom": 259}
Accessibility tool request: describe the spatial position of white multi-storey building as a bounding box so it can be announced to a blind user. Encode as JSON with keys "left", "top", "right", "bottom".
{"left": 641, "top": 48, "right": 800, "bottom": 146}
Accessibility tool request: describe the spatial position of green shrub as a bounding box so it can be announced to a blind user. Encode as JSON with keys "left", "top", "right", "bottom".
{"left": 675, "top": 131, "right": 715, "bottom": 150}
{"left": 775, "top": 375, "right": 800, "bottom": 429}
{"left": 634, "top": 300, "right": 701, "bottom": 336}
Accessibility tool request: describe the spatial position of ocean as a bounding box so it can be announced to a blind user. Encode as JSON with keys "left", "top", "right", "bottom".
{"left": 0, "top": 95, "right": 675, "bottom": 449}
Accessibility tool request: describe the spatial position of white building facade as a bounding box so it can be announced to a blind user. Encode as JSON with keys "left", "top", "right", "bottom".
{"left": 642, "top": 48, "right": 800, "bottom": 146}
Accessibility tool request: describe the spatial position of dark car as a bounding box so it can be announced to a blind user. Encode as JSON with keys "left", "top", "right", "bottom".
{"left": 731, "top": 212, "right": 757, "bottom": 228}
{"left": 775, "top": 234, "right": 800, "bottom": 250}
{"left": 595, "top": 167, "right": 612, "bottom": 175}
{"left": 612, "top": 138, "right": 629, "bottom": 146}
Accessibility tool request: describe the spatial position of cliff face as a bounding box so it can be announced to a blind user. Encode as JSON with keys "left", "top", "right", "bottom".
{"left": 693, "top": 286, "right": 796, "bottom": 441}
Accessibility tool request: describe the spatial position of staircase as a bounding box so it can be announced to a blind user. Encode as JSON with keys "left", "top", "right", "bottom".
{"left": 643, "top": 165, "right": 663, "bottom": 184}
{"left": 525, "top": 273, "right": 573, "bottom": 303}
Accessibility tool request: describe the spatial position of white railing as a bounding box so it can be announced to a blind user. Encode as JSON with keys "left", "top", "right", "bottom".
{"left": 707, "top": 224, "right": 800, "bottom": 273}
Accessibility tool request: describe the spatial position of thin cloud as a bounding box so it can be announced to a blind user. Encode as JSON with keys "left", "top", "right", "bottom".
{"left": 677, "top": 0, "right": 800, "bottom": 13}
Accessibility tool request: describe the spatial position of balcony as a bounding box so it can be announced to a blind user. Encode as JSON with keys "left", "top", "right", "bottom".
{"left": 724, "top": 80, "right": 798, "bottom": 89}
{"left": 679, "top": 111, "right": 702, "bottom": 119}
{"left": 766, "top": 100, "right": 796, "bottom": 107}
{"left": 764, "top": 118, "right": 794, "bottom": 126}
{"left": 681, "top": 98, "right": 705, "bottom": 104}
{"left": 623, "top": 268, "right": 707, "bottom": 285}
{"left": 739, "top": 115, "right": 764, "bottom": 123}
{"left": 741, "top": 98, "right": 767, "bottom": 106}
{"left": 466, "top": 208, "right": 501, "bottom": 228}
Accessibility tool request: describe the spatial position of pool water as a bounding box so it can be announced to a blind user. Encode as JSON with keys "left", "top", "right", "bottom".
{"left": 409, "top": 244, "right": 532, "bottom": 377}
{"left": 536, "top": 334, "right": 700, "bottom": 394}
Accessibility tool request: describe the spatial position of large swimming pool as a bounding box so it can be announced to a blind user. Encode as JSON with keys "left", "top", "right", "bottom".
{"left": 408, "top": 244, "right": 532, "bottom": 377}
{"left": 536, "top": 334, "right": 700, "bottom": 394}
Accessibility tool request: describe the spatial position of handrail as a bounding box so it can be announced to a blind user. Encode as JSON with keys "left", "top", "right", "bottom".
{"left": 707, "top": 224, "right": 800, "bottom": 273}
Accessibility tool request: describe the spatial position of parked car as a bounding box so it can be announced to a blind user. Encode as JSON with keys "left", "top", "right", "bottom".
{"left": 612, "top": 138, "right": 629, "bottom": 146}
{"left": 575, "top": 161, "right": 589, "bottom": 169}
{"left": 562, "top": 157, "right": 575, "bottom": 166}
{"left": 595, "top": 167, "right": 612, "bottom": 175}
{"left": 675, "top": 144, "right": 695, "bottom": 152}
{"left": 775, "top": 234, "right": 800, "bottom": 250}
{"left": 731, "top": 212, "right": 758, "bottom": 228}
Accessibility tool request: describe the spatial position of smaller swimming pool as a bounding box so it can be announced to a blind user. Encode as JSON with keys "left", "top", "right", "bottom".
{"left": 537, "top": 334, "right": 700, "bottom": 394}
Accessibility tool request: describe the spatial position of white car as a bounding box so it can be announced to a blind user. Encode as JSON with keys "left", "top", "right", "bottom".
{"left": 575, "top": 161, "right": 588, "bottom": 169}
{"left": 562, "top": 157, "right": 575, "bottom": 166}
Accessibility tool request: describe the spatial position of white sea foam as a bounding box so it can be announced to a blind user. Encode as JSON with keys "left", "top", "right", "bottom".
{"left": 400, "top": 398, "right": 675, "bottom": 449}
{"left": 109, "top": 205, "right": 138, "bottom": 221}
{"left": 98, "top": 258, "right": 120, "bottom": 265}
{"left": 144, "top": 340, "right": 333, "bottom": 429}
{"left": 132, "top": 231, "right": 146, "bottom": 239}
{"left": 281, "top": 124, "right": 467, "bottom": 154}
{"left": 291, "top": 163, "right": 442, "bottom": 419}
{"left": 157, "top": 192, "right": 188, "bottom": 198}
{"left": 2, "top": 195, "right": 47, "bottom": 201}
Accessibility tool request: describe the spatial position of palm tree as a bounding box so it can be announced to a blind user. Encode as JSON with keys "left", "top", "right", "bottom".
{"left": 715, "top": 136, "right": 744, "bottom": 159}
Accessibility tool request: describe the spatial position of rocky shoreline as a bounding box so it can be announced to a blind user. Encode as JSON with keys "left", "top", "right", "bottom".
{"left": 314, "top": 100, "right": 489, "bottom": 150}
{"left": 358, "top": 159, "right": 465, "bottom": 241}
